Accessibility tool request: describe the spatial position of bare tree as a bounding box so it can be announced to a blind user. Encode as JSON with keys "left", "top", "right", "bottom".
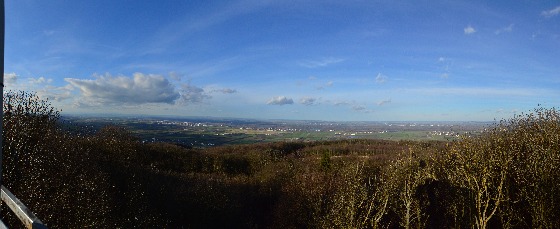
{"left": 446, "top": 132, "right": 512, "bottom": 229}
{"left": 387, "top": 147, "right": 432, "bottom": 229}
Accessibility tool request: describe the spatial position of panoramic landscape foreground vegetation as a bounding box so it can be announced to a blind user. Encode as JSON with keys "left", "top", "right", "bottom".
{"left": 1, "top": 90, "right": 560, "bottom": 228}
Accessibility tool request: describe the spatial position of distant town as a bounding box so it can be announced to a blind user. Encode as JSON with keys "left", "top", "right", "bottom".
{"left": 62, "top": 115, "right": 491, "bottom": 147}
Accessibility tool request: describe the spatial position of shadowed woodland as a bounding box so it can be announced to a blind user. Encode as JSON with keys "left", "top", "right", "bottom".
{"left": 1, "top": 90, "right": 560, "bottom": 228}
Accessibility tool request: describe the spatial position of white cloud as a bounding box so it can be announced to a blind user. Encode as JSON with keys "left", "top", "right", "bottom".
{"left": 2, "top": 73, "right": 73, "bottom": 102}
{"left": 495, "top": 24, "right": 514, "bottom": 34}
{"left": 333, "top": 101, "right": 350, "bottom": 106}
{"left": 495, "top": 108, "right": 518, "bottom": 114}
{"left": 299, "top": 57, "right": 344, "bottom": 68}
{"left": 542, "top": 6, "right": 560, "bottom": 18}
{"left": 216, "top": 88, "right": 237, "bottom": 94}
{"left": 352, "top": 105, "right": 366, "bottom": 111}
{"left": 267, "top": 96, "right": 293, "bottom": 105}
{"left": 4, "top": 73, "right": 18, "bottom": 86}
{"left": 464, "top": 26, "right": 476, "bottom": 35}
{"left": 178, "top": 83, "right": 210, "bottom": 105}
{"left": 299, "top": 97, "right": 317, "bottom": 106}
{"left": 329, "top": 100, "right": 371, "bottom": 112}
{"left": 37, "top": 85, "right": 74, "bottom": 102}
{"left": 352, "top": 105, "right": 372, "bottom": 113}
{"left": 208, "top": 87, "right": 237, "bottom": 94}
{"left": 205, "top": 84, "right": 238, "bottom": 94}
{"left": 29, "top": 76, "right": 53, "bottom": 84}
{"left": 377, "top": 98, "right": 391, "bottom": 106}
{"left": 316, "top": 81, "right": 334, "bottom": 90}
{"left": 437, "top": 57, "right": 451, "bottom": 78}
{"left": 3, "top": 73, "right": 58, "bottom": 93}
{"left": 65, "top": 73, "right": 180, "bottom": 105}
{"left": 168, "top": 71, "right": 184, "bottom": 81}
{"left": 375, "top": 73, "right": 387, "bottom": 84}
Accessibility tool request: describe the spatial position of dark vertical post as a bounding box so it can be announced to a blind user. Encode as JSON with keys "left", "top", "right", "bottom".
{"left": 0, "top": 0, "right": 5, "bottom": 202}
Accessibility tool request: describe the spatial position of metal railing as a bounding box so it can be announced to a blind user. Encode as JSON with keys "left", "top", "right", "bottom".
{"left": 0, "top": 186, "right": 47, "bottom": 229}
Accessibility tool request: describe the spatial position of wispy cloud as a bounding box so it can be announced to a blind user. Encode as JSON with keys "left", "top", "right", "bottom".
{"left": 145, "top": 0, "right": 274, "bottom": 54}
{"left": 37, "top": 85, "right": 74, "bottom": 102}
{"left": 4, "top": 73, "right": 18, "bottom": 86}
{"left": 168, "top": 72, "right": 184, "bottom": 81}
{"left": 541, "top": 6, "right": 560, "bottom": 18}
{"left": 5, "top": 72, "right": 74, "bottom": 102}
{"left": 299, "top": 97, "right": 318, "bottom": 106}
{"left": 333, "top": 100, "right": 350, "bottom": 106}
{"left": 375, "top": 73, "right": 387, "bottom": 84}
{"left": 43, "top": 30, "right": 56, "bottom": 36}
{"left": 316, "top": 81, "right": 334, "bottom": 90}
{"left": 328, "top": 99, "right": 371, "bottom": 113}
{"left": 352, "top": 105, "right": 372, "bottom": 113}
{"left": 495, "top": 24, "right": 514, "bottom": 34}
{"left": 377, "top": 98, "right": 391, "bottom": 106}
{"left": 29, "top": 77, "right": 53, "bottom": 84}
{"left": 437, "top": 57, "right": 451, "bottom": 78}
{"left": 464, "top": 25, "right": 476, "bottom": 35}
{"left": 4, "top": 73, "right": 66, "bottom": 100}
{"left": 495, "top": 108, "right": 518, "bottom": 114}
{"left": 210, "top": 88, "right": 237, "bottom": 94}
{"left": 267, "top": 96, "right": 293, "bottom": 105}
{"left": 411, "top": 87, "right": 545, "bottom": 97}
{"left": 299, "top": 57, "right": 344, "bottom": 68}
{"left": 352, "top": 105, "right": 366, "bottom": 111}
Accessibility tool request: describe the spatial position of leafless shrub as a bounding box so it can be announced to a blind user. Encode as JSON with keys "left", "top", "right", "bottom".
{"left": 385, "top": 147, "right": 433, "bottom": 229}
{"left": 321, "top": 161, "right": 390, "bottom": 229}
{"left": 2, "top": 91, "right": 112, "bottom": 227}
{"left": 438, "top": 107, "right": 560, "bottom": 228}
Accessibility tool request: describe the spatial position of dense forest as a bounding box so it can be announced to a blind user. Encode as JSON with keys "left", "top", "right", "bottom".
{"left": 1, "top": 90, "right": 559, "bottom": 228}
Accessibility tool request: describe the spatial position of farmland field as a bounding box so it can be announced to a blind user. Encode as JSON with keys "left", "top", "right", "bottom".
{"left": 62, "top": 115, "right": 488, "bottom": 147}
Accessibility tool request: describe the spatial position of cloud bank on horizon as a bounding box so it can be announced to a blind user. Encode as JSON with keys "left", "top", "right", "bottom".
{"left": 3, "top": 1, "right": 560, "bottom": 121}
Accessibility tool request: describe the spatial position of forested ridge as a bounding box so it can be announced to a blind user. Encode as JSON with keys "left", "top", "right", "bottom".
{"left": 2, "top": 91, "right": 559, "bottom": 228}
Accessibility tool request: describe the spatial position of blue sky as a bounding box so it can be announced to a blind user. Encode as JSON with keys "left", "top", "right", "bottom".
{"left": 4, "top": 0, "right": 560, "bottom": 121}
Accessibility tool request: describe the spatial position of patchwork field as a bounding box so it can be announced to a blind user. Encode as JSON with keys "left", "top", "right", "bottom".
{"left": 62, "top": 115, "right": 488, "bottom": 146}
